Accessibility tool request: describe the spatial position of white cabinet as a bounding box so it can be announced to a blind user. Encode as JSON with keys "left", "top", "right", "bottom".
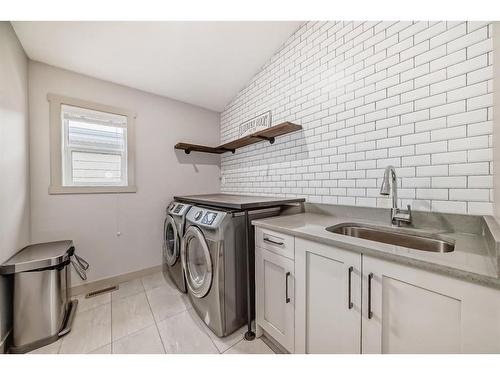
{"left": 255, "top": 246, "right": 295, "bottom": 352}
{"left": 255, "top": 227, "right": 500, "bottom": 354}
{"left": 255, "top": 227, "right": 294, "bottom": 259}
{"left": 362, "top": 255, "right": 500, "bottom": 354}
{"left": 295, "top": 238, "right": 362, "bottom": 353}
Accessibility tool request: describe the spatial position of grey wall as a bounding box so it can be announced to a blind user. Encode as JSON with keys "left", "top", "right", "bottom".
{"left": 0, "top": 22, "right": 30, "bottom": 352}
{"left": 28, "top": 62, "right": 221, "bottom": 287}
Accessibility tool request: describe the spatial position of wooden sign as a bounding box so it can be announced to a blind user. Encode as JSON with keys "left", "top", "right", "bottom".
{"left": 238, "top": 111, "right": 272, "bottom": 137}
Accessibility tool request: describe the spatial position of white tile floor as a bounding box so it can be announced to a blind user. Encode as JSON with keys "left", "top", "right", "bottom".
{"left": 28, "top": 272, "right": 275, "bottom": 354}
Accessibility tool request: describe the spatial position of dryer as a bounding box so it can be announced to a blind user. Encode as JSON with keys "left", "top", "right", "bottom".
{"left": 163, "top": 201, "right": 192, "bottom": 293}
{"left": 181, "top": 206, "right": 247, "bottom": 337}
{"left": 181, "top": 205, "right": 281, "bottom": 337}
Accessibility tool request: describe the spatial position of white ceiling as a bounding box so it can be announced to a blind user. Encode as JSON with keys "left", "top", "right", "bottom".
{"left": 12, "top": 21, "right": 302, "bottom": 112}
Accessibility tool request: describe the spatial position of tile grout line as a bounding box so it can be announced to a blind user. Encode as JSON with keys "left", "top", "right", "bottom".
{"left": 110, "top": 284, "right": 152, "bottom": 344}
{"left": 55, "top": 295, "right": 97, "bottom": 354}
{"left": 154, "top": 303, "right": 190, "bottom": 324}
{"left": 176, "top": 297, "right": 225, "bottom": 354}
{"left": 221, "top": 336, "right": 244, "bottom": 354}
{"left": 109, "top": 279, "right": 146, "bottom": 352}
{"left": 61, "top": 296, "right": 112, "bottom": 354}
{"left": 112, "top": 323, "right": 159, "bottom": 353}
{"left": 57, "top": 331, "right": 62, "bottom": 354}
{"left": 51, "top": 284, "right": 154, "bottom": 354}
{"left": 144, "top": 276, "right": 222, "bottom": 354}
{"left": 111, "top": 275, "right": 246, "bottom": 354}
{"left": 111, "top": 286, "right": 145, "bottom": 302}
{"left": 195, "top": 313, "right": 224, "bottom": 354}
{"left": 142, "top": 277, "right": 168, "bottom": 354}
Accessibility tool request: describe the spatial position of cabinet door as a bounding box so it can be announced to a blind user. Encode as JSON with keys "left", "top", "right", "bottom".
{"left": 295, "top": 238, "right": 361, "bottom": 354}
{"left": 256, "top": 246, "right": 295, "bottom": 352}
{"left": 362, "top": 255, "right": 500, "bottom": 354}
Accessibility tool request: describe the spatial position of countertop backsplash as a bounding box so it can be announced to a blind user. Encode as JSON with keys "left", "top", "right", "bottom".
{"left": 220, "top": 21, "right": 494, "bottom": 216}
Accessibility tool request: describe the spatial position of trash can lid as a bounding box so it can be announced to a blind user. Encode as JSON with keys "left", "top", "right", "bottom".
{"left": 0, "top": 240, "right": 74, "bottom": 275}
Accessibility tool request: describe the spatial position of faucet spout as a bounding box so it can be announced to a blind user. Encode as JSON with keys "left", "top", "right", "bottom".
{"left": 380, "top": 165, "right": 398, "bottom": 210}
{"left": 379, "top": 165, "right": 411, "bottom": 226}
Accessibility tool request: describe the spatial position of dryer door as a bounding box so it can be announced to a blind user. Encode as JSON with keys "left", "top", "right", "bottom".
{"left": 163, "top": 215, "right": 179, "bottom": 266}
{"left": 181, "top": 226, "right": 213, "bottom": 298}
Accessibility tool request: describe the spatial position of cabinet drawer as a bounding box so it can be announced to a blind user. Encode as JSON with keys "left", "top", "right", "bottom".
{"left": 255, "top": 227, "right": 294, "bottom": 260}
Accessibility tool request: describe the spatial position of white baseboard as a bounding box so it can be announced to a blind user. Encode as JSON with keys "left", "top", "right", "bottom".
{"left": 261, "top": 331, "right": 288, "bottom": 354}
{"left": 70, "top": 265, "right": 162, "bottom": 296}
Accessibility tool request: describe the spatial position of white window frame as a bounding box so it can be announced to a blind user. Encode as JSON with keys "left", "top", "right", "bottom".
{"left": 48, "top": 94, "right": 137, "bottom": 194}
{"left": 61, "top": 106, "right": 128, "bottom": 187}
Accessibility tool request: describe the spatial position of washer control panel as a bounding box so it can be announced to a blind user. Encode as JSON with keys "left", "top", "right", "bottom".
{"left": 168, "top": 202, "right": 192, "bottom": 216}
{"left": 201, "top": 211, "right": 218, "bottom": 225}
{"left": 186, "top": 207, "right": 226, "bottom": 228}
{"left": 194, "top": 210, "right": 203, "bottom": 221}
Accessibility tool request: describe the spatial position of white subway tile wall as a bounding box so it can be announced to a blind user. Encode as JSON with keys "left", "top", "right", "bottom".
{"left": 220, "top": 21, "right": 494, "bottom": 215}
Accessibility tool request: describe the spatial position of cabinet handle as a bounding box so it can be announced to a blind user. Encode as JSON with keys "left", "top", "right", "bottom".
{"left": 264, "top": 237, "right": 284, "bottom": 246}
{"left": 368, "top": 272, "right": 374, "bottom": 319}
{"left": 285, "top": 271, "right": 291, "bottom": 303}
{"left": 348, "top": 266, "right": 353, "bottom": 309}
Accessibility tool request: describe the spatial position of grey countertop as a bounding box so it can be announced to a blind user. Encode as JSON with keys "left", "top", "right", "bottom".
{"left": 174, "top": 193, "right": 305, "bottom": 210}
{"left": 252, "top": 212, "right": 500, "bottom": 289}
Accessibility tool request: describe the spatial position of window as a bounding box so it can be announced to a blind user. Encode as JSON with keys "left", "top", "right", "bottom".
{"left": 62, "top": 105, "right": 127, "bottom": 187}
{"left": 48, "top": 94, "right": 136, "bottom": 194}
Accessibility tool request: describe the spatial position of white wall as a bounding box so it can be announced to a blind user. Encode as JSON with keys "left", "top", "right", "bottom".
{"left": 493, "top": 22, "right": 500, "bottom": 219}
{"left": 0, "top": 22, "right": 30, "bottom": 349}
{"left": 29, "top": 62, "right": 220, "bottom": 286}
{"left": 221, "top": 21, "right": 494, "bottom": 215}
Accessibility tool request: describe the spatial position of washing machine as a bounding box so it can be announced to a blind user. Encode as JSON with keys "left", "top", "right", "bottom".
{"left": 181, "top": 206, "right": 246, "bottom": 337}
{"left": 181, "top": 205, "right": 281, "bottom": 337}
{"left": 162, "top": 201, "right": 192, "bottom": 293}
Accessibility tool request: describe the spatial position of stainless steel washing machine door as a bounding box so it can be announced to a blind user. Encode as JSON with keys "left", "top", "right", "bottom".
{"left": 163, "top": 215, "right": 179, "bottom": 266}
{"left": 181, "top": 226, "right": 213, "bottom": 298}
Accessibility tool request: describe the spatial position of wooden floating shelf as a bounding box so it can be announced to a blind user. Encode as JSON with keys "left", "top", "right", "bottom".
{"left": 174, "top": 143, "right": 227, "bottom": 154}
{"left": 174, "top": 122, "right": 302, "bottom": 155}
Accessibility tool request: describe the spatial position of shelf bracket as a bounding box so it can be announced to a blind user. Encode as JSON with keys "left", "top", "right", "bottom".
{"left": 251, "top": 135, "right": 275, "bottom": 144}
{"left": 218, "top": 147, "right": 236, "bottom": 154}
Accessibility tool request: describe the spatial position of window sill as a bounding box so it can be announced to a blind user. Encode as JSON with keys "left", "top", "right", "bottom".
{"left": 49, "top": 185, "right": 137, "bottom": 195}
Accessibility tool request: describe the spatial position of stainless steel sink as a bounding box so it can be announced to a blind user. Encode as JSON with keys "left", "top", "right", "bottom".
{"left": 326, "top": 223, "right": 455, "bottom": 253}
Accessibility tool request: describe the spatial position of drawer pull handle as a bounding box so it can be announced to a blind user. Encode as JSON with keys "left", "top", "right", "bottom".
{"left": 285, "top": 271, "right": 291, "bottom": 303}
{"left": 348, "top": 266, "right": 353, "bottom": 309}
{"left": 368, "top": 272, "right": 374, "bottom": 319}
{"left": 263, "top": 237, "right": 284, "bottom": 246}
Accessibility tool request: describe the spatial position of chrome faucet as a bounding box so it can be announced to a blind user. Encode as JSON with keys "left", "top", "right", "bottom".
{"left": 380, "top": 166, "right": 411, "bottom": 227}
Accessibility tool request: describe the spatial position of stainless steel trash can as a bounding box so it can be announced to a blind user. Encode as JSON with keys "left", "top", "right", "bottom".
{"left": 0, "top": 240, "right": 79, "bottom": 353}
